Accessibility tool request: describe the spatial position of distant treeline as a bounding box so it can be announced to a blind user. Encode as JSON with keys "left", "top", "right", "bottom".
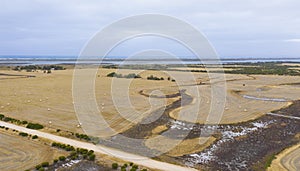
{"left": 107, "top": 72, "right": 141, "bottom": 79}
{"left": 185, "top": 63, "right": 300, "bottom": 76}
{"left": 102, "top": 64, "right": 167, "bottom": 70}
{"left": 225, "top": 63, "right": 300, "bottom": 76}
{"left": 147, "top": 75, "right": 164, "bottom": 80}
{"left": 13, "top": 65, "right": 65, "bottom": 71}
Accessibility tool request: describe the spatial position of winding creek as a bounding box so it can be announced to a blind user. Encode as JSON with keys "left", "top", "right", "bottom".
{"left": 97, "top": 88, "right": 300, "bottom": 171}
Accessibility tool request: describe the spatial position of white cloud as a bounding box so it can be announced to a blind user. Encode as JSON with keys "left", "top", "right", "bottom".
{"left": 1, "top": 0, "right": 300, "bottom": 57}
{"left": 285, "top": 39, "right": 300, "bottom": 42}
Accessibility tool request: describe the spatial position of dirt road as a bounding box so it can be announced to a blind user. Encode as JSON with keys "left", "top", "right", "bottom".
{"left": 0, "top": 121, "right": 196, "bottom": 171}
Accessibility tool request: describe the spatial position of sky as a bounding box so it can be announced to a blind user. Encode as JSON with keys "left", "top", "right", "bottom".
{"left": 0, "top": 0, "right": 300, "bottom": 58}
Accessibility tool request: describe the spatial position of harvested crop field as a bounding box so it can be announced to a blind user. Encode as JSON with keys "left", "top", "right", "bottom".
{"left": 269, "top": 143, "right": 300, "bottom": 171}
{"left": 2, "top": 68, "right": 300, "bottom": 132}
{"left": 1, "top": 66, "right": 300, "bottom": 170}
{"left": 170, "top": 73, "right": 300, "bottom": 124}
{"left": 145, "top": 136, "right": 216, "bottom": 157}
{"left": 0, "top": 131, "right": 66, "bottom": 171}
{"left": 0, "top": 69, "right": 177, "bottom": 134}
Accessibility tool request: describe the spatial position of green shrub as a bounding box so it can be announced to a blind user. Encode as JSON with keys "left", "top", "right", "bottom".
{"left": 75, "top": 133, "right": 91, "bottom": 141}
{"left": 19, "top": 132, "right": 28, "bottom": 137}
{"left": 59, "top": 156, "right": 66, "bottom": 161}
{"left": 41, "top": 162, "right": 49, "bottom": 167}
{"left": 53, "top": 159, "right": 58, "bottom": 163}
{"left": 3, "top": 117, "right": 13, "bottom": 122}
{"left": 88, "top": 150, "right": 94, "bottom": 155}
{"left": 26, "top": 123, "right": 44, "bottom": 130}
{"left": 107, "top": 72, "right": 141, "bottom": 79}
{"left": 107, "top": 72, "right": 117, "bottom": 77}
{"left": 147, "top": 75, "right": 164, "bottom": 81}
{"left": 112, "top": 163, "right": 118, "bottom": 169}
{"left": 70, "top": 151, "right": 77, "bottom": 157}
{"left": 0, "top": 114, "right": 4, "bottom": 120}
{"left": 35, "top": 164, "right": 42, "bottom": 170}
{"left": 88, "top": 154, "right": 96, "bottom": 161}
{"left": 32, "top": 135, "right": 38, "bottom": 139}
{"left": 52, "top": 142, "right": 57, "bottom": 147}
{"left": 77, "top": 148, "right": 88, "bottom": 155}
{"left": 124, "top": 73, "right": 141, "bottom": 79}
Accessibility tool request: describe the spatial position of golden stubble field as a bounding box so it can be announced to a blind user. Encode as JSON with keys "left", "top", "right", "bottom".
{"left": 0, "top": 68, "right": 177, "bottom": 134}
{"left": 269, "top": 143, "right": 300, "bottom": 171}
{"left": 0, "top": 130, "right": 67, "bottom": 171}
{"left": 1, "top": 68, "right": 300, "bottom": 131}
{"left": 170, "top": 73, "right": 300, "bottom": 124}
{"left": 1, "top": 67, "right": 300, "bottom": 170}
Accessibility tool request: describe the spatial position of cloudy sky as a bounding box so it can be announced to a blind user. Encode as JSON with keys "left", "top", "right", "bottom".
{"left": 0, "top": 0, "right": 300, "bottom": 58}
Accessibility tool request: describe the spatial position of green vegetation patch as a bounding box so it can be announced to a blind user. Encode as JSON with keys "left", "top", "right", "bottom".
{"left": 107, "top": 72, "right": 141, "bottom": 79}
{"left": 19, "top": 132, "right": 28, "bottom": 137}
{"left": 26, "top": 123, "right": 44, "bottom": 130}
{"left": 13, "top": 65, "right": 65, "bottom": 72}
{"left": 147, "top": 75, "right": 164, "bottom": 80}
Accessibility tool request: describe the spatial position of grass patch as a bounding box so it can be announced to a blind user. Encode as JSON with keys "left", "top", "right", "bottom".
{"left": 264, "top": 154, "right": 277, "bottom": 169}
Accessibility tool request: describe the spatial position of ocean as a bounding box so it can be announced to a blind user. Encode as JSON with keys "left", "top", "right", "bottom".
{"left": 0, "top": 56, "right": 299, "bottom": 65}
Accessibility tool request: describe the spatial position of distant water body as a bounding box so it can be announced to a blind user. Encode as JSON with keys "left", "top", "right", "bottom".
{"left": 0, "top": 56, "right": 300, "bottom": 65}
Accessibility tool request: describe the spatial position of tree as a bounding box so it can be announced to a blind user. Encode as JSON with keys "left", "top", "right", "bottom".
{"left": 35, "top": 165, "right": 42, "bottom": 170}
{"left": 26, "top": 123, "right": 44, "bottom": 130}
{"left": 107, "top": 72, "right": 116, "bottom": 77}
{"left": 59, "top": 156, "right": 66, "bottom": 161}
{"left": 112, "top": 163, "right": 118, "bottom": 169}
{"left": 88, "top": 154, "right": 96, "bottom": 161}
{"left": 132, "top": 165, "right": 139, "bottom": 169}
{"left": 19, "top": 132, "right": 28, "bottom": 137}
{"left": 41, "top": 162, "right": 49, "bottom": 167}
{"left": 0, "top": 114, "right": 4, "bottom": 120}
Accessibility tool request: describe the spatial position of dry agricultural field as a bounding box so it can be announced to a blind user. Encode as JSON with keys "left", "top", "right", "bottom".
{"left": 1, "top": 65, "right": 300, "bottom": 170}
